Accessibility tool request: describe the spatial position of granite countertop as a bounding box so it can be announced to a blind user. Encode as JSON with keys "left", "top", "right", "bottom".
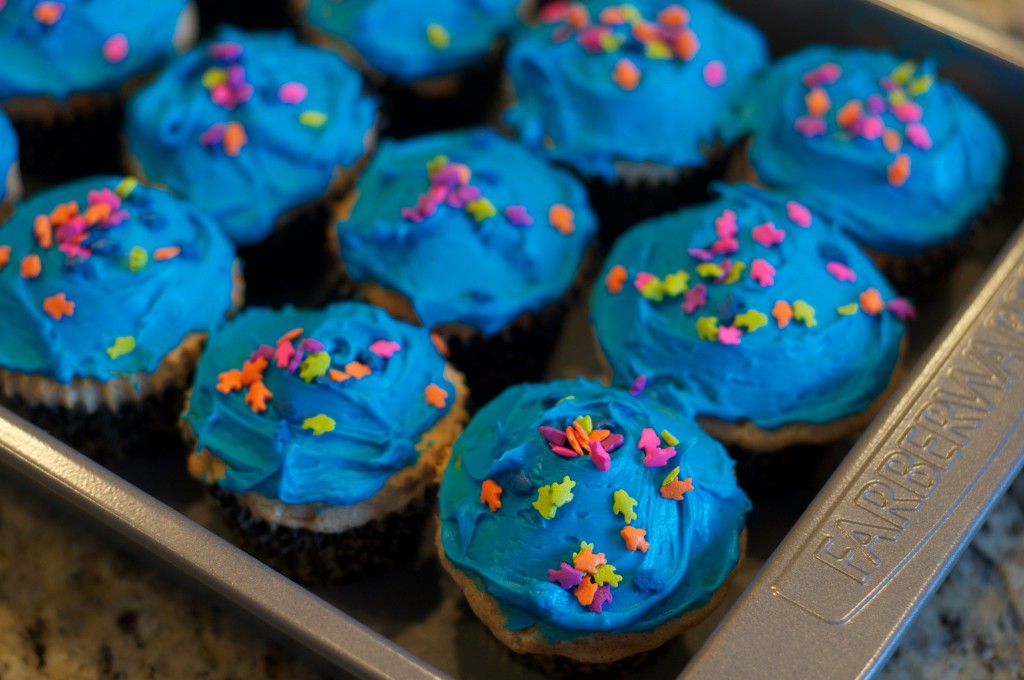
{"left": 2, "top": 2, "right": 1024, "bottom": 679}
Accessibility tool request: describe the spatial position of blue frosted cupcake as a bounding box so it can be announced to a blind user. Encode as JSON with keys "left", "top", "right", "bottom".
{"left": 438, "top": 378, "right": 749, "bottom": 665}
{"left": 0, "top": 109, "right": 20, "bottom": 220}
{"left": 0, "top": 176, "right": 239, "bottom": 461}
{"left": 592, "top": 183, "right": 910, "bottom": 453}
{"left": 723, "top": 46, "right": 1006, "bottom": 266}
{"left": 334, "top": 127, "right": 597, "bottom": 405}
{"left": 182, "top": 302, "right": 469, "bottom": 583}
{"left": 503, "top": 0, "right": 768, "bottom": 233}
{"left": 297, "top": 0, "right": 532, "bottom": 137}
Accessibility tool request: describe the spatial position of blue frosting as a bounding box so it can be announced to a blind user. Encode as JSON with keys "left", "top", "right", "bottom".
{"left": 303, "top": 0, "right": 523, "bottom": 82}
{"left": 0, "top": 109, "right": 17, "bottom": 202}
{"left": 0, "top": 0, "right": 190, "bottom": 100}
{"left": 439, "top": 378, "right": 749, "bottom": 640}
{"left": 502, "top": 0, "right": 768, "bottom": 179}
{"left": 0, "top": 176, "right": 236, "bottom": 383}
{"left": 591, "top": 183, "right": 907, "bottom": 430}
{"left": 721, "top": 45, "right": 1007, "bottom": 255}
{"left": 337, "top": 128, "right": 596, "bottom": 335}
{"left": 125, "top": 28, "right": 377, "bottom": 246}
{"left": 183, "top": 302, "right": 456, "bottom": 506}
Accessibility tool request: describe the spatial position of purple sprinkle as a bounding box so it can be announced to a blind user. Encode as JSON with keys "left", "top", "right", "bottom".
{"left": 866, "top": 94, "right": 886, "bottom": 115}
{"left": 200, "top": 123, "right": 226, "bottom": 146}
{"left": 602, "top": 433, "right": 624, "bottom": 453}
{"left": 548, "top": 562, "right": 584, "bottom": 590}
{"left": 628, "top": 374, "right": 647, "bottom": 396}
{"left": 208, "top": 41, "right": 243, "bottom": 61}
{"left": 589, "top": 585, "right": 613, "bottom": 613}
{"left": 539, "top": 426, "right": 566, "bottom": 446}
{"left": 250, "top": 344, "right": 275, "bottom": 361}
{"left": 287, "top": 348, "right": 305, "bottom": 374}
{"left": 504, "top": 205, "right": 534, "bottom": 227}
{"left": 687, "top": 248, "right": 715, "bottom": 262}
{"left": 794, "top": 116, "right": 827, "bottom": 137}
{"left": 227, "top": 63, "right": 246, "bottom": 87}
{"left": 299, "top": 338, "right": 325, "bottom": 354}
{"left": 400, "top": 207, "right": 423, "bottom": 222}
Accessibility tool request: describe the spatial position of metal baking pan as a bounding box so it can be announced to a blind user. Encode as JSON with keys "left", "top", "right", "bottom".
{"left": 2, "top": 1, "right": 1024, "bottom": 678}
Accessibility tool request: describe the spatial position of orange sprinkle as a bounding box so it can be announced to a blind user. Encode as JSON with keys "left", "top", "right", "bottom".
{"left": 20, "top": 254, "right": 41, "bottom": 279}
{"left": 859, "top": 288, "right": 885, "bottom": 315}
{"left": 84, "top": 202, "right": 112, "bottom": 224}
{"left": 660, "top": 477, "right": 694, "bottom": 500}
{"left": 328, "top": 368, "right": 350, "bottom": 382}
{"left": 599, "top": 6, "right": 626, "bottom": 23}
{"left": 836, "top": 100, "right": 863, "bottom": 128}
{"left": 0, "top": 245, "right": 9, "bottom": 271}
{"left": 772, "top": 300, "right": 793, "bottom": 328}
{"left": 631, "top": 21, "right": 657, "bottom": 43}
{"left": 345, "top": 361, "right": 371, "bottom": 379}
{"left": 240, "top": 357, "right": 268, "bottom": 385}
{"left": 33, "top": 2, "right": 63, "bottom": 25}
{"left": 425, "top": 383, "right": 448, "bottom": 408}
{"left": 657, "top": 5, "right": 689, "bottom": 27}
{"left": 33, "top": 215, "right": 53, "bottom": 249}
{"left": 480, "top": 479, "right": 502, "bottom": 512}
{"left": 565, "top": 426, "right": 585, "bottom": 455}
{"left": 565, "top": 2, "right": 589, "bottom": 28}
{"left": 575, "top": 578, "right": 598, "bottom": 607}
{"left": 154, "top": 246, "right": 182, "bottom": 261}
{"left": 621, "top": 526, "right": 650, "bottom": 553}
{"left": 277, "top": 327, "right": 304, "bottom": 345}
{"left": 604, "top": 264, "right": 627, "bottom": 294}
{"left": 216, "top": 369, "right": 244, "bottom": 394}
{"left": 805, "top": 87, "right": 831, "bottom": 117}
{"left": 50, "top": 201, "right": 79, "bottom": 224}
{"left": 887, "top": 154, "right": 911, "bottom": 187}
{"left": 571, "top": 421, "right": 592, "bottom": 452}
{"left": 430, "top": 332, "right": 450, "bottom": 358}
{"left": 883, "top": 129, "right": 902, "bottom": 153}
{"left": 245, "top": 381, "right": 272, "bottom": 413}
{"left": 223, "top": 122, "right": 248, "bottom": 157}
{"left": 549, "top": 204, "right": 575, "bottom": 235}
{"left": 572, "top": 546, "right": 606, "bottom": 575}
{"left": 673, "top": 29, "right": 699, "bottom": 61}
{"left": 612, "top": 58, "right": 641, "bottom": 91}
{"left": 589, "top": 429, "right": 610, "bottom": 442}
{"left": 42, "top": 293, "right": 74, "bottom": 320}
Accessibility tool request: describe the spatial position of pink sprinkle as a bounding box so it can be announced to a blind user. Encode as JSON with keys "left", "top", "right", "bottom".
{"left": 577, "top": 26, "right": 607, "bottom": 52}
{"left": 88, "top": 188, "right": 122, "bottom": 210}
{"left": 750, "top": 259, "right": 775, "bottom": 287}
{"left": 602, "top": 433, "right": 625, "bottom": 452}
{"left": 857, "top": 115, "right": 884, "bottom": 140}
{"left": 250, "top": 344, "right": 275, "bottom": 361}
{"left": 718, "top": 325, "right": 742, "bottom": 345}
{"left": 643, "top": 446, "right": 677, "bottom": 468}
{"left": 879, "top": 76, "right": 897, "bottom": 91}
{"left": 551, "top": 27, "right": 571, "bottom": 42}
{"left": 715, "top": 209, "right": 738, "bottom": 238}
{"left": 504, "top": 205, "right": 533, "bottom": 226}
{"left": 200, "top": 123, "right": 226, "bottom": 146}
{"left": 628, "top": 374, "right": 647, "bottom": 397}
{"left": 300, "top": 338, "right": 325, "bottom": 354}
{"left": 638, "top": 428, "right": 660, "bottom": 453}
{"left": 802, "top": 62, "right": 842, "bottom": 87}
{"left": 633, "top": 272, "right": 654, "bottom": 292}
{"left": 682, "top": 284, "right": 707, "bottom": 314}
{"left": 826, "top": 261, "right": 857, "bottom": 282}
{"left": 369, "top": 340, "right": 401, "bottom": 358}
{"left": 715, "top": 259, "right": 733, "bottom": 284}
{"left": 751, "top": 222, "right": 786, "bottom": 247}
{"left": 905, "top": 123, "right": 933, "bottom": 150}
{"left": 866, "top": 94, "right": 887, "bottom": 115}
{"left": 278, "top": 82, "right": 308, "bottom": 104}
{"left": 208, "top": 41, "right": 243, "bottom": 60}
{"left": 400, "top": 207, "right": 424, "bottom": 223}
{"left": 539, "top": 426, "right": 566, "bottom": 446}
{"left": 703, "top": 60, "right": 726, "bottom": 87}
{"left": 539, "top": 0, "right": 569, "bottom": 22}
{"left": 794, "top": 116, "right": 827, "bottom": 137}
{"left": 549, "top": 445, "right": 579, "bottom": 458}
{"left": 891, "top": 101, "right": 923, "bottom": 123}
{"left": 711, "top": 237, "right": 739, "bottom": 255}
{"left": 589, "top": 440, "right": 610, "bottom": 471}
{"left": 102, "top": 34, "right": 129, "bottom": 63}
{"left": 275, "top": 341, "right": 295, "bottom": 368}
{"left": 589, "top": 585, "right": 613, "bottom": 613}
{"left": 786, "top": 201, "right": 812, "bottom": 227}
{"left": 887, "top": 298, "right": 918, "bottom": 321}
{"left": 687, "top": 247, "right": 715, "bottom": 262}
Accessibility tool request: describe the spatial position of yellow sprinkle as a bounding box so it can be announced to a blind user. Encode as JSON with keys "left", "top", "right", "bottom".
{"left": 639, "top": 277, "right": 665, "bottom": 302}
{"left": 734, "top": 309, "right": 768, "bottom": 333}
{"left": 599, "top": 32, "right": 626, "bottom": 52}
{"left": 696, "top": 263, "right": 723, "bottom": 279}
{"left": 696, "top": 317, "right": 719, "bottom": 341}
{"left": 662, "top": 270, "right": 690, "bottom": 296}
{"left": 106, "top": 336, "right": 136, "bottom": 359}
{"left": 426, "top": 155, "right": 449, "bottom": 174}
{"left": 662, "top": 465, "right": 681, "bottom": 486}
{"left": 887, "top": 90, "right": 908, "bottom": 106}
{"left": 302, "top": 414, "right": 336, "bottom": 436}
{"left": 793, "top": 300, "right": 818, "bottom": 327}
{"left": 837, "top": 303, "right": 859, "bottom": 316}
{"left": 128, "top": 246, "right": 147, "bottom": 272}
{"left": 201, "top": 67, "right": 228, "bottom": 88}
{"left": 115, "top": 177, "right": 139, "bottom": 198}
{"left": 908, "top": 74, "right": 934, "bottom": 96}
{"left": 891, "top": 59, "right": 917, "bottom": 84}
{"left": 660, "top": 429, "right": 679, "bottom": 446}
{"left": 574, "top": 415, "right": 593, "bottom": 434}
{"left": 299, "top": 110, "right": 328, "bottom": 127}
{"left": 645, "top": 39, "right": 672, "bottom": 60}
{"left": 620, "top": 5, "right": 640, "bottom": 21}
{"left": 427, "top": 23, "right": 450, "bottom": 49}
{"left": 466, "top": 198, "right": 497, "bottom": 222}
{"left": 594, "top": 564, "right": 622, "bottom": 588}
{"left": 723, "top": 261, "right": 746, "bottom": 285}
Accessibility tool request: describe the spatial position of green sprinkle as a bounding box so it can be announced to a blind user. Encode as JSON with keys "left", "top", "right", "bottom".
{"left": 106, "top": 336, "right": 136, "bottom": 359}
{"left": 128, "top": 246, "right": 147, "bottom": 272}
{"left": 302, "top": 414, "right": 336, "bottom": 436}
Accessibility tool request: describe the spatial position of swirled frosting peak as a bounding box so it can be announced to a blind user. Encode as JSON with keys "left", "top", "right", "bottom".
{"left": 722, "top": 45, "right": 1006, "bottom": 255}
{"left": 592, "top": 183, "right": 908, "bottom": 429}
{"left": 183, "top": 302, "right": 456, "bottom": 506}
{"left": 439, "top": 378, "right": 749, "bottom": 640}
{"left": 337, "top": 127, "right": 596, "bottom": 335}
{"left": 0, "top": 0, "right": 191, "bottom": 100}
{"left": 502, "top": 0, "right": 768, "bottom": 178}
{"left": 0, "top": 176, "right": 236, "bottom": 383}
{"left": 125, "top": 28, "right": 378, "bottom": 246}
{"left": 303, "top": 0, "right": 524, "bottom": 82}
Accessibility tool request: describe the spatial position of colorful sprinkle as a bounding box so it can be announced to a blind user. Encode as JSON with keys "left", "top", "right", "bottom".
{"left": 682, "top": 284, "right": 707, "bottom": 314}
{"left": 717, "top": 325, "right": 742, "bottom": 345}
{"left": 223, "top": 122, "right": 248, "bottom": 156}
{"left": 548, "top": 562, "right": 584, "bottom": 590}
{"left": 703, "top": 60, "right": 726, "bottom": 87}
{"left": 20, "top": 254, "right": 41, "bottom": 279}
{"left": 549, "top": 204, "right": 575, "bottom": 234}
{"left": 628, "top": 374, "right": 647, "bottom": 396}
{"left": 504, "top": 205, "right": 533, "bottom": 227}
{"left": 734, "top": 309, "right": 768, "bottom": 333}
{"left": 369, "top": 340, "right": 401, "bottom": 358}
{"left": 750, "top": 258, "right": 775, "bottom": 287}
{"left": 425, "top": 383, "right": 448, "bottom": 407}
{"left": 299, "top": 352, "right": 331, "bottom": 382}
{"left": 533, "top": 476, "right": 576, "bottom": 519}
{"left": 575, "top": 578, "right": 598, "bottom": 606}
{"left": 826, "top": 261, "right": 856, "bottom": 282}
{"left": 466, "top": 198, "right": 497, "bottom": 222}
{"left": 481, "top": 479, "right": 502, "bottom": 512}
{"left": 772, "top": 300, "right": 793, "bottom": 328}
{"left": 33, "top": 1, "right": 63, "bottom": 25}
{"left": 888, "top": 154, "right": 911, "bottom": 187}
{"left": 345, "top": 361, "right": 372, "bottom": 379}
{"left": 42, "top": 292, "right": 74, "bottom": 320}
{"left": 860, "top": 288, "right": 885, "bottom": 315}
{"left": 787, "top": 201, "right": 812, "bottom": 228}
{"left": 792, "top": 300, "right": 817, "bottom": 327}
{"left": 612, "top": 489, "right": 638, "bottom": 524}
{"left": 837, "top": 303, "right": 859, "bottom": 316}
{"left": 605, "top": 264, "right": 627, "bottom": 294}
{"left": 302, "top": 414, "right": 336, "bottom": 436}
{"left": 620, "top": 526, "right": 649, "bottom": 552}
{"left": 589, "top": 585, "right": 613, "bottom": 613}
{"left": 696, "top": 316, "right": 719, "bottom": 341}
{"left": 0, "top": 246, "right": 9, "bottom": 271}
{"left": 128, "top": 246, "right": 148, "bottom": 272}
{"left": 660, "top": 477, "right": 694, "bottom": 500}
{"left": 426, "top": 23, "right": 451, "bottom": 49}
{"left": 154, "top": 246, "right": 181, "bottom": 261}
{"left": 102, "top": 34, "right": 129, "bottom": 63}
{"left": 660, "top": 430, "right": 679, "bottom": 447}
{"left": 298, "top": 110, "right": 328, "bottom": 128}
{"left": 278, "top": 82, "right": 308, "bottom": 104}
{"left": 751, "top": 222, "right": 785, "bottom": 247}
{"left": 572, "top": 542, "right": 606, "bottom": 574}
{"left": 115, "top": 177, "right": 138, "bottom": 198}
{"left": 105, "top": 336, "right": 136, "bottom": 359}
{"left": 805, "top": 87, "right": 831, "bottom": 117}
{"left": 594, "top": 564, "right": 622, "bottom": 588}
{"left": 887, "top": 297, "right": 917, "bottom": 321}
{"left": 245, "top": 381, "right": 272, "bottom": 413}
{"left": 612, "top": 58, "right": 641, "bottom": 90}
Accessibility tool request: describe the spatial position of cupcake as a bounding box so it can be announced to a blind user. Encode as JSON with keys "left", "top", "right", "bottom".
{"left": 0, "top": 176, "right": 240, "bottom": 463}
{"left": 333, "top": 127, "right": 597, "bottom": 407}
{"left": 0, "top": 109, "right": 21, "bottom": 221}
{"left": 502, "top": 0, "right": 768, "bottom": 236}
{"left": 591, "top": 183, "right": 911, "bottom": 453}
{"left": 297, "top": 0, "right": 531, "bottom": 137}
{"left": 0, "top": 0, "right": 199, "bottom": 181}
{"left": 182, "top": 301, "right": 469, "bottom": 584}
{"left": 722, "top": 46, "right": 1007, "bottom": 277}
{"left": 124, "top": 28, "right": 378, "bottom": 305}
{"left": 438, "top": 378, "right": 749, "bottom": 669}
